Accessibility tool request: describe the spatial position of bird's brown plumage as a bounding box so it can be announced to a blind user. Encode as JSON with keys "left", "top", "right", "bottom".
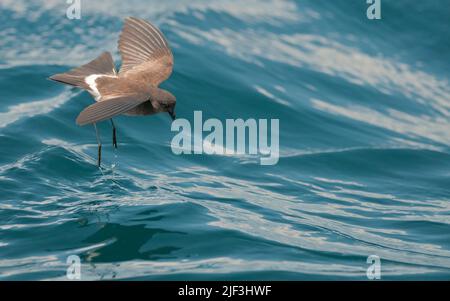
{"left": 118, "top": 17, "right": 174, "bottom": 86}
{"left": 50, "top": 17, "right": 175, "bottom": 126}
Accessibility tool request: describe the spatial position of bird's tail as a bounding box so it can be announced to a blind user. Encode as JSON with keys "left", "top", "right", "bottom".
{"left": 49, "top": 52, "right": 116, "bottom": 90}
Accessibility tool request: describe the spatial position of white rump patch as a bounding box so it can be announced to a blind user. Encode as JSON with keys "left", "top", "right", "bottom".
{"left": 85, "top": 74, "right": 116, "bottom": 101}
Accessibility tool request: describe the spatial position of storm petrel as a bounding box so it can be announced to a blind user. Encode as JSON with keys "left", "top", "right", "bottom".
{"left": 49, "top": 17, "right": 175, "bottom": 166}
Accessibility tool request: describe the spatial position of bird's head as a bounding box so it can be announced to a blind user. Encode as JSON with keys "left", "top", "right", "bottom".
{"left": 158, "top": 89, "right": 176, "bottom": 120}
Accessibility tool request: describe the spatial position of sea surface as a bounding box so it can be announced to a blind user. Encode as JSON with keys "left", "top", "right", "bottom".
{"left": 0, "top": 0, "right": 449, "bottom": 280}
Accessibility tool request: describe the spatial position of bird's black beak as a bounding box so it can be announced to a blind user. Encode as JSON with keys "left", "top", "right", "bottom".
{"left": 168, "top": 110, "right": 176, "bottom": 121}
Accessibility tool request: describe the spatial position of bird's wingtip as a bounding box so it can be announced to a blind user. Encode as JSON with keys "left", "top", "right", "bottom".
{"left": 75, "top": 116, "right": 86, "bottom": 126}
{"left": 48, "top": 74, "right": 63, "bottom": 82}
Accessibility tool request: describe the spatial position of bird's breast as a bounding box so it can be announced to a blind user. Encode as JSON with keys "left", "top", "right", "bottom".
{"left": 123, "top": 100, "right": 156, "bottom": 116}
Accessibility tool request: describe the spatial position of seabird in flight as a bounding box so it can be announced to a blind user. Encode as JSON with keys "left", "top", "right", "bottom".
{"left": 50, "top": 17, "right": 176, "bottom": 166}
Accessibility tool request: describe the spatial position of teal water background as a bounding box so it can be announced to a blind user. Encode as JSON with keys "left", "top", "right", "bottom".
{"left": 0, "top": 0, "right": 450, "bottom": 280}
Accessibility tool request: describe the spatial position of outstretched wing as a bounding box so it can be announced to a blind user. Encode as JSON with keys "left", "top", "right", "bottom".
{"left": 76, "top": 93, "right": 149, "bottom": 125}
{"left": 49, "top": 52, "right": 116, "bottom": 91}
{"left": 118, "top": 17, "right": 173, "bottom": 86}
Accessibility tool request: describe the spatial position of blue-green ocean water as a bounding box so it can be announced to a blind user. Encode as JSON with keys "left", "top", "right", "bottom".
{"left": 0, "top": 0, "right": 449, "bottom": 280}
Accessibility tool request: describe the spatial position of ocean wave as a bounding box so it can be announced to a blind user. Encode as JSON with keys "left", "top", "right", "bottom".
{"left": 1, "top": 0, "right": 449, "bottom": 280}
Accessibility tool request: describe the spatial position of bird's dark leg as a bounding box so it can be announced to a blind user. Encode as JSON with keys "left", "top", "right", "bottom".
{"left": 93, "top": 123, "right": 102, "bottom": 167}
{"left": 110, "top": 119, "right": 117, "bottom": 149}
